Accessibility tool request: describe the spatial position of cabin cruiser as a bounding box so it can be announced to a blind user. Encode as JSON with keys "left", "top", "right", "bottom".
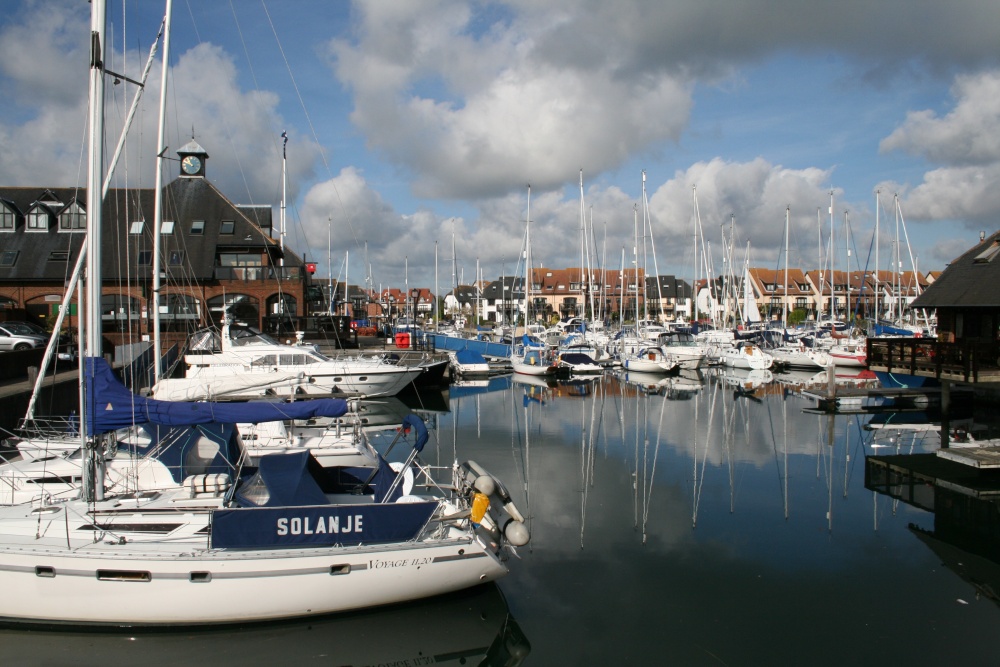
{"left": 152, "top": 321, "right": 423, "bottom": 400}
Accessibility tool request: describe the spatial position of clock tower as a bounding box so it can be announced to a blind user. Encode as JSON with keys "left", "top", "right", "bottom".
{"left": 177, "top": 139, "right": 208, "bottom": 178}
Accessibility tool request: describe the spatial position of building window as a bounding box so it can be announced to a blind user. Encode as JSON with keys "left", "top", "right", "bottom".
{"left": 161, "top": 220, "right": 175, "bottom": 234}
{"left": 0, "top": 205, "right": 14, "bottom": 230}
{"left": 0, "top": 251, "right": 17, "bottom": 267}
{"left": 220, "top": 220, "right": 235, "bottom": 235}
{"left": 48, "top": 251, "right": 69, "bottom": 262}
{"left": 137, "top": 251, "right": 152, "bottom": 265}
{"left": 168, "top": 250, "right": 184, "bottom": 266}
{"left": 59, "top": 203, "right": 86, "bottom": 231}
{"left": 130, "top": 221, "right": 144, "bottom": 235}
{"left": 191, "top": 220, "right": 205, "bottom": 235}
{"left": 28, "top": 210, "right": 49, "bottom": 231}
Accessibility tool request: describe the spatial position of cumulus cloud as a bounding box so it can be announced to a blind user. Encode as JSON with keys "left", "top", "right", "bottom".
{"left": 880, "top": 70, "right": 1000, "bottom": 227}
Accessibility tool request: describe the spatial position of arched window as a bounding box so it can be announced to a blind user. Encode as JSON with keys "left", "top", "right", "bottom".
{"left": 207, "top": 293, "right": 259, "bottom": 329}
{"left": 160, "top": 294, "right": 201, "bottom": 332}
{"left": 102, "top": 294, "right": 141, "bottom": 332}
{"left": 0, "top": 295, "right": 16, "bottom": 310}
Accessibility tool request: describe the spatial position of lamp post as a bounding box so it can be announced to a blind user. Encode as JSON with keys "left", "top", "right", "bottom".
{"left": 410, "top": 288, "right": 420, "bottom": 323}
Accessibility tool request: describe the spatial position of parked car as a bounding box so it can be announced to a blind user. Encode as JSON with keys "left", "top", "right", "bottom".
{"left": 0, "top": 323, "right": 47, "bottom": 351}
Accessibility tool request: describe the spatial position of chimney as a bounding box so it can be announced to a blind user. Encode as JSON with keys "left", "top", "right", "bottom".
{"left": 981, "top": 231, "right": 986, "bottom": 241}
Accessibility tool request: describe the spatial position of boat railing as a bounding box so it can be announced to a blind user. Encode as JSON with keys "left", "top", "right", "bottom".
{"left": 16, "top": 416, "right": 81, "bottom": 439}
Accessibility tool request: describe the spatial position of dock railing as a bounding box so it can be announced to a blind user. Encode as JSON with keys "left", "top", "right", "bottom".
{"left": 867, "top": 337, "right": 1000, "bottom": 383}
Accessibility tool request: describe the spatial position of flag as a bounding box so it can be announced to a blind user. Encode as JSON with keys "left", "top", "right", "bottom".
{"left": 281, "top": 130, "right": 288, "bottom": 158}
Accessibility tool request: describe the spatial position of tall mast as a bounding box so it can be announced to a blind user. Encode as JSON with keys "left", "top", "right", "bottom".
{"left": 83, "top": 0, "right": 108, "bottom": 502}
{"left": 327, "top": 217, "right": 333, "bottom": 315}
{"left": 579, "top": 169, "right": 585, "bottom": 319}
{"left": 828, "top": 190, "right": 835, "bottom": 322}
{"left": 783, "top": 206, "right": 789, "bottom": 328}
{"left": 525, "top": 185, "right": 532, "bottom": 327}
{"left": 150, "top": 0, "right": 173, "bottom": 384}
{"left": 844, "top": 210, "right": 851, "bottom": 325}
{"left": 280, "top": 130, "right": 287, "bottom": 265}
{"left": 874, "top": 190, "right": 880, "bottom": 324}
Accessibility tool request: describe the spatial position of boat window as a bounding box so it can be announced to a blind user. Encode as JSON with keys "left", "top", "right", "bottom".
{"left": 190, "top": 572, "right": 212, "bottom": 583}
{"left": 237, "top": 472, "right": 270, "bottom": 506}
{"left": 97, "top": 570, "right": 152, "bottom": 582}
{"left": 251, "top": 355, "right": 277, "bottom": 367}
{"left": 183, "top": 435, "right": 220, "bottom": 476}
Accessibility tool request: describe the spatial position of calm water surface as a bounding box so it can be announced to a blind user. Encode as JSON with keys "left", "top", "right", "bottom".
{"left": 2, "top": 369, "right": 998, "bottom": 666}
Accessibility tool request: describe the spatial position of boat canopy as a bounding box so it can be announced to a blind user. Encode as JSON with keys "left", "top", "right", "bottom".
{"left": 83, "top": 357, "right": 348, "bottom": 436}
{"left": 455, "top": 349, "right": 488, "bottom": 365}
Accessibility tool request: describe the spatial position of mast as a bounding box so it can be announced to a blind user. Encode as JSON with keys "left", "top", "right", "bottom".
{"left": 844, "top": 209, "right": 852, "bottom": 327}
{"left": 150, "top": 0, "right": 173, "bottom": 384}
{"left": 782, "top": 206, "right": 789, "bottom": 328}
{"left": 579, "top": 169, "right": 586, "bottom": 319}
{"left": 83, "top": 0, "right": 108, "bottom": 502}
{"left": 828, "top": 190, "right": 835, "bottom": 322}
{"left": 327, "top": 217, "right": 333, "bottom": 315}
{"left": 434, "top": 240, "right": 438, "bottom": 331}
{"left": 692, "top": 186, "right": 700, "bottom": 325}
{"left": 525, "top": 185, "right": 532, "bottom": 329}
{"left": 874, "top": 190, "right": 880, "bottom": 324}
{"left": 280, "top": 130, "right": 288, "bottom": 266}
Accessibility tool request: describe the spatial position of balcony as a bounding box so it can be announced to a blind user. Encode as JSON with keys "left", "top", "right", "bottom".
{"left": 213, "top": 266, "right": 303, "bottom": 281}
{"left": 867, "top": 337, "right": 1000, "bottom": 383}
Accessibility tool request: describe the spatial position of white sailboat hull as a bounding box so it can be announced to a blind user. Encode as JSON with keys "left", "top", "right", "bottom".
{"left": 0, "top": 500, "right": 507, "bottom": 625}
{"left": 0, "top": 536, "right": 506, "bottom": 625}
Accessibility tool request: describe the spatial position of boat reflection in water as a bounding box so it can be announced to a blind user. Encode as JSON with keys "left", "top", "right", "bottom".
{"left": 0, "top": 583, "right": 529, "bottom": 667}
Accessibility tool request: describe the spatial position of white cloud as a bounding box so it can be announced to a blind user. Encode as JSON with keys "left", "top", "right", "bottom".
{"left": 880, "top": 69, "right": 1000, "bottom": 226}
{"left": 880, "top": 71, "right": 1000, "bottom": 166}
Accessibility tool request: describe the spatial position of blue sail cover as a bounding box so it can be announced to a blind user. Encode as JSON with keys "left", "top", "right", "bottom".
{"left": 83, "top": 357, "right": 349, "bottom": 436}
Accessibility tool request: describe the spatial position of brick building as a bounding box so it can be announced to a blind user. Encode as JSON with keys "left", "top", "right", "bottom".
{"left": 0, "top": 140, "right": 311, "bottom": 354}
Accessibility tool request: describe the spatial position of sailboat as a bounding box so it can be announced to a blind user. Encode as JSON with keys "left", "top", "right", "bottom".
{"left": 0, "top": 0, "right": 529, "bottom": 626}
{"left": 511, "top": 186, "right": 559, "bottom": 377}
{"left": 768, "top": 207, "right": 833, "bottom": 370}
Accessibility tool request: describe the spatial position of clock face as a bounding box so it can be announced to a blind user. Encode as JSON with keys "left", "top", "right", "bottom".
{"left": 181, "top": 155, "right": 202, "bottom": 175}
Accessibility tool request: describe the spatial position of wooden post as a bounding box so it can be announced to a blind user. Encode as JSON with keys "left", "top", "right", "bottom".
{"left": 940, "top": 380, "right": 951, "bottom": 449}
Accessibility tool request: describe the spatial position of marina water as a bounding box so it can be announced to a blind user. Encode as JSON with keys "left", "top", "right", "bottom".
{"left": 2, "top": 370, "right": 998, "bottom": 665}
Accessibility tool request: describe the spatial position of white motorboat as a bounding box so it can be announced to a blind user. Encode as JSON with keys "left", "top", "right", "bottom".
{"left": 556, "top": 352, "right": 603, "bottom": 375}
{"left": 449, "top": 349, "right": 492, "bottom": 377}
{"left": 622, "top": 347, "right": 677, "bottom": 374}
{"left": 720, "top": 342, "right": 774, "bottom": 370}
{"left": 656, "top": 331, "right": 708, "bottom": 369}
{"left": 151, "top": 323, "right": 423, "bottom": 400}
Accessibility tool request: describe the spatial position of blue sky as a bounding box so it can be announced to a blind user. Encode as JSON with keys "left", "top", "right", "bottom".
{"left": 2, "top": 0, "right": 999, "bottom": 290}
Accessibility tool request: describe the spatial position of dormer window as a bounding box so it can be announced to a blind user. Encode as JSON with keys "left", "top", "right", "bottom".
{"left": 27, "top": 205, "right": 52, "bottom": 231}
{"left": 59, "top": 201, "right": 86, "bottom": 231}
{"left": 220, "top": 220, "right": 235, "bottom": 235}
{"left": 0, "top": 202, "right": 17, "bottom": 231}
{"left": 191, "top": 220, "right": 205, "bottom": 235}
{"left": 130, "top": 221, "right": 144, "bottom": 235}
{"left": 0, "top": 251, "right": 17, "bottom": 267}
{"left": 161, "top": 221, "right": 175, "bottom": 234}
